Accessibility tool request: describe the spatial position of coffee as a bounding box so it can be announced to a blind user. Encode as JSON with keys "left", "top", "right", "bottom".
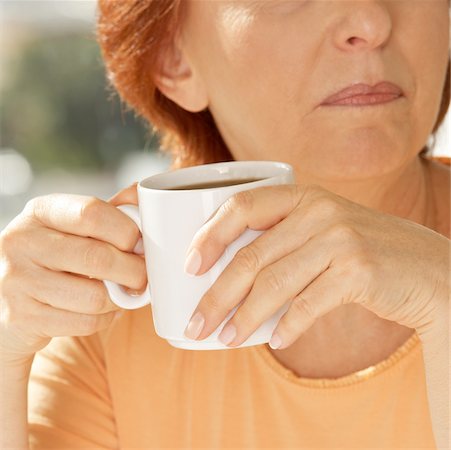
{"left": 166, "top": 177, "right": 265, "bottom": 190}
{"left": 103, "top": 160, "right": 294, "bottom": 349}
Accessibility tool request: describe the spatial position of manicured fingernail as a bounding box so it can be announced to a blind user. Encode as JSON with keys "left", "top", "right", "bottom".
{"left": 269, "top": 333, "right": 282, "bottom": 350}
{"left": 184, "top": 248, "right": 202, "bottom": 276}
{"left": 218, "top": 323, "right": 237, "bottom": 346}
{"left": 124, "top": 284, "right": 146, "bottom": 296}
{"left": 184, "top": 311, "right": 205, "bottom": 340}
{"left": 133, "top": 238, "right": 144, "bottom": 255}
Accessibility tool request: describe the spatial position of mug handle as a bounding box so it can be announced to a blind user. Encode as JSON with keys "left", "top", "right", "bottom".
{"left": 103, "top": 204, "right": 152, "bottom": 310}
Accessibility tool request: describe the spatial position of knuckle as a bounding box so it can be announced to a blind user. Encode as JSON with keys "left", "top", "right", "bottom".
{"left": 0, "top": 228, "right": 17, "bottom": 255}
{"left": 235, "top": 246, "right": 261, "bottom": 273}
{"left": 119, "top": 229, "right": 140, "bottom": 253}
{"left": 23, "top": 195, "right": 53, "bottom": 223}
{"left": 83, "top": 243, "right": 112, "bottom": 274}
{"left": 0, "top": 269, "right": 17, "bottom": 299}
{"left": 0, "top": 217, "right": 33, "bottom": 256}
{"left": 1, "top": 215, "right": 42, "bottom": 260}
{"left": 290, "top": 184, "right": 306, "bottom": 209}
{"left": 328, "top": 222, "right": 359, "bottom": 242}
{"left": 260, "top": 268, "right": 286, "bottom": 292}
{"left": 78, "top": 313, "right": 99, "bottom": 334}
{"left": 314, "top": 195, "right": 342, "bottom": 216}
{"left": 202, "top": 289, "right": 224, "bottom": 314}
{"left": 233, "top": 306, "right": 257, "bottom": 329}
{"left": 291, "top": 296, "right": 317, "bottom": 324}
{"left": 79, "top": 196, "right": 104, "bottom": 228}
{"left": 87, "top": 284, "right": 108, "bottom": 314}
{"left": 229, "top": 190, "right": 254, "bottom": 213}
{"left": 23, "top": 196, "right": 41, "bottom": 216}
{"left": 352, "top": 252, "right": 376, "bottom": 281}
{"left": 0, "top": 295, "right": 26, "bottom": 329}
{"left": 133, "top": 260, "right": 148, "bottom": 290}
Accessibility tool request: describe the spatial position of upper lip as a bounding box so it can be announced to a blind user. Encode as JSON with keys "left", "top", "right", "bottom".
{"left": 320, "top": 81, "right": 404, "bottom": 105}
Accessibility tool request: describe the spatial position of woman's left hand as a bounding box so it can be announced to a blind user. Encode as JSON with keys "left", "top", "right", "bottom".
{"left": 183, "top": 183, "right": 449, "bottom": 350}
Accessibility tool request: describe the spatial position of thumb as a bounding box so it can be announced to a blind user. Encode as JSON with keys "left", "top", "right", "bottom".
{"left": 108, "top": 182, "right": 142, "bottom": 254}
{"left": 108, "top": 182, "right": 147, "bottom": 295}
{"left": 108, "top": 182, "right": 138, "bottom": 206}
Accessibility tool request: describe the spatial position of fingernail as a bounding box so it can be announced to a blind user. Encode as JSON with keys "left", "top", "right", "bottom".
{"left": 184, "top": 311, "right": 205, "bottom": 340}
{"left": 184, "top": 248, "right": 202, "bottom": 276}
{"left": 128, "top": 289, "right": 145, "bottom": 296}
{"left": 124, "top": 285, "right": 146, "bottom": 296}
{"left": 269, "top": 333, "right": 282, "bottom": 350}
{"left": 218, "top": 323, "right": 236, "bottom": 346}
{"left": 133, "top": 238, "right": 144, "bottom": 255}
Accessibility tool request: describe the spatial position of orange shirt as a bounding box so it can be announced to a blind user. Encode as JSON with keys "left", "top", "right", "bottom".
{"left": 28, "top": 306, "right": 436, "bottom": 449}
{"left": 28, "top": 155, "right": 449, "bottom": 449}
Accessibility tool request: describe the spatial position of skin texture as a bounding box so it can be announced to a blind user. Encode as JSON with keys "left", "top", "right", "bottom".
{"left": 0, "top": 186, "right": 146, "bottom": 449}
{"left": 162, "top": 0, "right": 449, "bottom": 187}
{"left": 155, "top": 2, "right": 450, "bottom": 445}
{"left": 0, "top": 192, "right": 145, "bottom": 361}
{"left": 0, "top": 1, "right": 449, "bottom": 448}
{"left": 155, "top": 0, "right": 450, "bottom": 376}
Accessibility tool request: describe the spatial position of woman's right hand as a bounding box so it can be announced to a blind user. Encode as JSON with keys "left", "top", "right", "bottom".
{"left": 0, "top": 187, "right": 147, "bottom": 366}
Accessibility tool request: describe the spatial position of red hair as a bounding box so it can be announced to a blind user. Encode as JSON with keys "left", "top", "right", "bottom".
{"left": 96, "top": 0, "right": 450, "bottom": 170}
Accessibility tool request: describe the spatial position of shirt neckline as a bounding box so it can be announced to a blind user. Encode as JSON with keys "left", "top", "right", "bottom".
{"left": 253, "top": 330, "right": 421, "bottom": 389}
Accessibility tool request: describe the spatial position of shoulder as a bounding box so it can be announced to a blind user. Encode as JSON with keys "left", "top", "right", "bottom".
{"left": 424, "top": 155, "right": 450, "bottom": 239}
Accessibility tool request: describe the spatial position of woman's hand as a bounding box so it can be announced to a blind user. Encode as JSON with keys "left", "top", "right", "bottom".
{"left": 183, "top": 183, "right": 449, "bottom": 350}
{"left": 0, "top": 184, "right": 146, "bottom": 366}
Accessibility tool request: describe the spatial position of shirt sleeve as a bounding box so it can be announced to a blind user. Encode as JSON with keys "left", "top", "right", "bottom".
{"left": 27, "top": 330, "right": 118, "bottom": 449}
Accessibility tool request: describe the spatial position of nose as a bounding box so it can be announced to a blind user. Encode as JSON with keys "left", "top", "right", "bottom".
{"left": 332, "top": 0, "right": 393, "bottom": 53}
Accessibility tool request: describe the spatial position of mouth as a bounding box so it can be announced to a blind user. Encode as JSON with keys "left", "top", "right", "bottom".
{"left": 320, "top": 81, "right": 404, "bottom": 107}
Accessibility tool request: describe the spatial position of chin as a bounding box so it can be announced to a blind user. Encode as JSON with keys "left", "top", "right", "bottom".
{"left": 304, "top": 135, "right": 409, "bottom": 181}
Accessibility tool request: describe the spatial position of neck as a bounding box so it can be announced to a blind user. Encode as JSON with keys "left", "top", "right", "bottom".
{"left": 292, "top": 155, "right": 434, "bottom": 230}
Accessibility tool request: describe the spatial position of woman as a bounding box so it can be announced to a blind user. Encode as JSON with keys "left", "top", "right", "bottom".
{"left": 1, "top": 0, "right": 450, "bottom": 448}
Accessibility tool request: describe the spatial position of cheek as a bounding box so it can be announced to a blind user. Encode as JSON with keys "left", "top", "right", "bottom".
{"left": 399, "top": 1, "right": 449, "bottom": 138}
{"left": 200, "top": 7, "right": 318, "bottom": 155}
{"left": 187, "top": 0, "right": 449, "bottom": 165}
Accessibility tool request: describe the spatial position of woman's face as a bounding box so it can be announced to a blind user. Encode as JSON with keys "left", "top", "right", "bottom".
{"left": 179, "top": 0, "right": 449, "bottom": 181}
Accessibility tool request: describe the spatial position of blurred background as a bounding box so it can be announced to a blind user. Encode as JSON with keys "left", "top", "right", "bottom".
{"left": 0, "top": 0, "right": 172, "bottom": 230}
{"left": 0, "top": 1, "right": 450, "bottom": 230}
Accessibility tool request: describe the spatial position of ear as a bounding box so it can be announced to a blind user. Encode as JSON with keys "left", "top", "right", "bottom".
{"left": 154, "top": 37, "right": 209, "bottom": 113}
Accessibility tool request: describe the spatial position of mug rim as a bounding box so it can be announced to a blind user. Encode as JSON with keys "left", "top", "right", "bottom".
{"left": 137, "top": 160, "right": 293, "bottom": 193}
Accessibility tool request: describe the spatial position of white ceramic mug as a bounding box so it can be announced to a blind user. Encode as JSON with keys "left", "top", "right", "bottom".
{"left": 103, "top": 160, "right": 295, "bottom": 350}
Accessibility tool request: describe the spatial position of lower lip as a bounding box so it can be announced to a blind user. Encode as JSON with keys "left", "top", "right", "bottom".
{"left": 322, "top": 93, "right": 402, "bottom": 107}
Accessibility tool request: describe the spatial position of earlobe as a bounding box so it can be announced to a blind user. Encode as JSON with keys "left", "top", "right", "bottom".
{"left": 153, "top": 41, "right": 209, "bottom": 113}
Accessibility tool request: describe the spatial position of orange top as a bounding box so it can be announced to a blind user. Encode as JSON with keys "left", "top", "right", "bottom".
{"left": 28, "top": 155, "right": 449, "bottom": 449}
{"left": 28, "top": 307, "right": 435, "bottom": 449}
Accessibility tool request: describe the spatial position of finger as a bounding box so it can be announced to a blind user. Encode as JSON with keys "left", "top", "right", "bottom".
{"left": 185, "top": 205, "right": 333, "bottom": 341}
{"left": 27, "top": 266, "right": 120, "bottom": 315}
{"left": 185, "top": 230, "right": 331, "bottom": 343}
{"left": 108, "top": 183, "right": 138, "bottom": 206}
{"left": 25, "top": 193, "right": 140, "bottom": 252}
{"left": 184, "top": 184, "right": 307, "bottom": 276}
{"left": 27, "top": 298, "right": 120, "bottom": 337}
{"left": 269, "top": 268, "right": 348, "bottom": 350}
{"left": 217, "top": 233, "right": 333, "bottom": 346}
{"left": 108, "top": 184, "right": 144, "bottom": 255}
{"left": 29, "top": 226, "right": 147, "bottom": 291}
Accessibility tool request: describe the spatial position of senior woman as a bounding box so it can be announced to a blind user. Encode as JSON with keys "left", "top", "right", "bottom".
{"left": 1, "top": 0, "right": 450, "bottom": 448}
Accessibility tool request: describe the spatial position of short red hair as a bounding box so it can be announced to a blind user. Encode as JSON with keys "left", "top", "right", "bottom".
{"left": 96, "top": 0, "right": 450, "bottom": 170}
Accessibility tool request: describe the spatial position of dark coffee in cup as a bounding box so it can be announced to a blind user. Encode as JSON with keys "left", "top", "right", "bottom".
{"left": 104, "top": 160, "right": 294, "bottom": 350}
{"left": 166, "top": 177, "right": 265, "bottom": 190}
